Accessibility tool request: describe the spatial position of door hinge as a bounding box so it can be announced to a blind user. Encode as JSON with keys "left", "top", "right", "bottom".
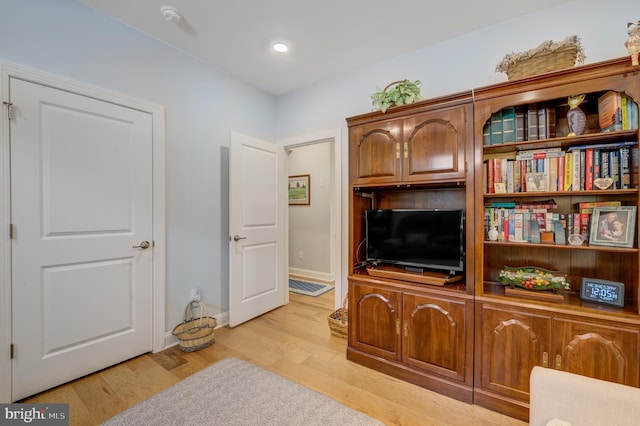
{"left": 10, "top": 344, "right": 14, "bottom": 359}
{"left": 9, "top": 223, "right": 14, "bottom": 239}
{"left": 3, "top": 101, "right": 14, "bottom": 120}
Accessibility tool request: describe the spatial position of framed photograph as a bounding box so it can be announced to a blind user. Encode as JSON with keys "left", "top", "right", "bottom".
{"left": 589, "top": 206, "right": 637, "bottom": 248}
{"left": 525, "top": 172, "right": 547, "bottom": 192}
{"left": 288, "top": 174, "right": 310, "bottom": 205}
{"left": 493, "top": 182, "right": 506, "bottom": 194}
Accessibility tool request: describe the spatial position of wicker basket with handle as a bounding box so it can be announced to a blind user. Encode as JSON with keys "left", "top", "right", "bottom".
{"left": 496, "top": 35, "right": 586, "bottom": 81}
{"left": 327, "top": 294, "right": 348, "bottom": 338}
{"left": 172, "top": 301, "right": 217, "bottom": 352}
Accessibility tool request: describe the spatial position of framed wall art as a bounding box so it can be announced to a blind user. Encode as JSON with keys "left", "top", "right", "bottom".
{"left": 589, "top": 206, "right": 637, "bottom": 248}
{"left": 288, "top": 174, "right": 310, "bottom": 205}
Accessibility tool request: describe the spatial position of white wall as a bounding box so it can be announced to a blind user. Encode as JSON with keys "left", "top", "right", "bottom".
{"left": 277, "top": 0, "right": 635, "bottom": 139}
{"left": 0, "top": 0, "right": 277, "bottom": 331}
{"left": 287, "top": 142, "right": 333, "bottom": 280}
{"left": 275, "top": 0, "right": 638, "bottom": 295}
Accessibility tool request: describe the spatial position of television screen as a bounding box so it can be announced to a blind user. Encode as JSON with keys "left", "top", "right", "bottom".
{"left": 365, "top": 209, "right": 465, "bottom": 273}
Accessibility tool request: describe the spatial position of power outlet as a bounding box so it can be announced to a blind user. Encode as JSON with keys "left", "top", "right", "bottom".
{"left": 190, "top": 288, "right": 200, "bottom": 302}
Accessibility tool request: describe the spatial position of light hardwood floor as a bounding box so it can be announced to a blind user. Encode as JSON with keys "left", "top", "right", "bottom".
{"left": 21, "top": 291, "right": 526, "bottom": 425}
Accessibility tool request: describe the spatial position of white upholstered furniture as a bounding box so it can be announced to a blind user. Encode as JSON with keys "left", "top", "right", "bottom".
{"left": 529, "top": 366, "right": 640, "bottom": 426}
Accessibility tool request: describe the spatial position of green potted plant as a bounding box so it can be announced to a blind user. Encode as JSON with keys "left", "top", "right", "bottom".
{"left": 371, "top": 79, "right": 423, "bottom": 113}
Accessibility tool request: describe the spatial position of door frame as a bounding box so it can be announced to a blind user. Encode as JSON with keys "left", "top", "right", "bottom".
{"left": 279, "top": 129, "right": 345, "bottom": 310}
{"left": 0, "top": 61, "right": 166, "bottom": 403}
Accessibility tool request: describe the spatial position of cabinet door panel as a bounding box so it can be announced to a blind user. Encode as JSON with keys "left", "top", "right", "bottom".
{"left": 350, "top": 282, "right": 401, "bottom": 360}
{"left": 403, "top": 293, "right": 470, "bottom": 383}
{"left": 554, "top": 318, "right": 640, "bottom": 386}
{"left": 350, "top": 122, "right": 402, "bottom": 185}
{"left": 479, "top": 306, "right": 551, "bottom": 400}
{"left": 403, "top": 106, "right": 468, "bottom": 182}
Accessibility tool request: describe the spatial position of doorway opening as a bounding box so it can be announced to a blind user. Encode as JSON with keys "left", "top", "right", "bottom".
{"left": 282, "top": 130, "right": 343, "bottom": 309}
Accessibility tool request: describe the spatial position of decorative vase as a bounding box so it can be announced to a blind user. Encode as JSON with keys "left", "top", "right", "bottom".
{"left": 566, "top": 94, "right": 586, "bottom": 136}
{"left": 488, "top": 226, "right": 499, "bottom": 241}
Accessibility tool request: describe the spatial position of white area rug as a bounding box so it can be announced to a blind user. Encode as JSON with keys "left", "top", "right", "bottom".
{"left": 102, "top": 357, "right": 382, "bottom": 426}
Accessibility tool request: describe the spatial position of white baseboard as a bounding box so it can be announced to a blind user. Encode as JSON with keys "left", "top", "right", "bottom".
{"left": 288, "top": 268, "right": 334, "bottom": 284}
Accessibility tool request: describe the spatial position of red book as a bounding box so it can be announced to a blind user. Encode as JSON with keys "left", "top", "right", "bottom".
{"left": 580, "top": 213, "right": 591, "bottom": 240}
{"left": 572, "top": 213, "right": 581, "bottom": 236}
{"left": 585, "top": 148, "right": 594, "bottom": 190}
{"left": 504, "top": 214, "right": 509, "bottom": 242}
{"left": 487, "top": 159, "right": 494, "bottom": 193}
{"left": 493, "top": 159, "right": 502, "bottom": 189}
{"left": 535, "top": 212, "right": 546, "bottom": 231}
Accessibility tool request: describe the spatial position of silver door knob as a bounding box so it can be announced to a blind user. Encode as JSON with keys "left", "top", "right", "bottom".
{"left": 233, "top": 235, "right": 247, "bottom": 242}
{"left": 132, "top": 241, "right": 151, "bottom": 249}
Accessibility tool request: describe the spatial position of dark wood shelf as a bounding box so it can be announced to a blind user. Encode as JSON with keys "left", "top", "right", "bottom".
{"left": 483, "top": 240, "right": 639, "bottom": 252}
{"left": 482, "top": 130, "right": 637, "bottom": 155}
{"left": 484, "top": 189, "right": 638, "bottom": 198}
{"left": 481, "top": 281, "right": 639, "bottom": 319}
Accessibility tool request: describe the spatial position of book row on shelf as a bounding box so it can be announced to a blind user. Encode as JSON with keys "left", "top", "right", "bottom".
{"left": 482, "top": 105, "right": 556, "bottom": 145}
{"left": 598, "top": 91, "right": 639, "bottom": 132}
{"left": 483, "top": 141, "right": 639, "bottom": 194}
{"left": 482, "top": 91, "right": 639, "bottom": 146}
{"left": 483, "top": 200, "right": 629, "bottom": 245}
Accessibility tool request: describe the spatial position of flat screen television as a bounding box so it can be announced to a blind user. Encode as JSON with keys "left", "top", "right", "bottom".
{"left": 365, "top": 208, "right": 465, "bottom": 275}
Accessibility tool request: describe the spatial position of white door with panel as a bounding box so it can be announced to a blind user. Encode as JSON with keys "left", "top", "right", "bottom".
{"left": 229, "top": 131, "right": 286, "bottom": 327}
{"left": 10, "top": 77, "right": 153, "bottom": 400}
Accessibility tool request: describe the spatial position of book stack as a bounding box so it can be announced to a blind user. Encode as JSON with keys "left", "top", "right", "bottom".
{"left": 483, "top": 142, "right": 639, "bottom": 193}
{"left": 484, "top": 201, "right": 559, "bottom": 243}
{"left": 483, "top": 91, "right": 639, "bottom": 147}
{"left": 567, "top": 142, "right": 637, "bottom": 190}
{"left": 483, "top": 200, "right": 622, "bottom": 244}
{"left": 598, "top": 91, "right": 639, "bottom": 132}
{"left": 483, "top": 105, "right": 556, "bottom": 145}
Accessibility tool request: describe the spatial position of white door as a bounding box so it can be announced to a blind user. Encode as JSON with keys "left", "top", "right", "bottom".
{"left": 229, "top": 131, "right": 286, "bottom": 327}
{"left": 10, "top": 77, "right": 153, "bottom": 400}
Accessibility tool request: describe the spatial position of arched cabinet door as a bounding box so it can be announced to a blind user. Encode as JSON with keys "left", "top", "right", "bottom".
{"left": 403, "top": 105, "right": 469, "bottom": 183}
{"left": 349, "top": 280, "right": 401, "bottom": 361}
{"left": 402, "top": 292, "right": 472, "bottom": 384}
{"left": 477, "top": 305, "right": 552, "bottom": 402}
{"left": 554, "top": 318, "right": 640, "bottom": 386}
{"left": 349, "top": 121, "right": 402, "bottom": 186}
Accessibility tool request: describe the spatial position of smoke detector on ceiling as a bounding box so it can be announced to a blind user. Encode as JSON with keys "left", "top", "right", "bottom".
{"left": 160, "top": 5, "right": 182, "bottom": 23}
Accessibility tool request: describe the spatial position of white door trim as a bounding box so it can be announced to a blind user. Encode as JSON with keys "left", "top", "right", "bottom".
{"left": 278, "top": 128, "right": 345, "bottom": 310}
{"left": 0, "top": 61, "right": 166, "bottom": 403}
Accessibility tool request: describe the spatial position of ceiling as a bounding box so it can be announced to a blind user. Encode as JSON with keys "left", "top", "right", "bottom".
{"left": 73, "top": 0, "right": 569, "bottom": 96}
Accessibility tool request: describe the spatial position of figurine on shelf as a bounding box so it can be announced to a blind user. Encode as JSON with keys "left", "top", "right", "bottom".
{"left": 625, "top": 21, "right": 640, "bottom": 66}
{"left": 488, "top": 226, "right": 499, "bottom": 241}
{"left": 566, "top": 94, "right": 587, "bottom": 136}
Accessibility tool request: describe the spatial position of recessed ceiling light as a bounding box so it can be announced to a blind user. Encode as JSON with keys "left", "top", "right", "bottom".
{"left": 272, "top": 43, "right": 289, "bottom": 53}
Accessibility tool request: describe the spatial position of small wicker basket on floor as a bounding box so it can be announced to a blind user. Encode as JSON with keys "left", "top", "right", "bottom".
{"left": 328, "top": 294, "right": 348, "bottom": 338}
{"left": 172, "top": 301, "right": 217, "bottom": 352}
{"left": 496, "top": 35, "right": 586, "bottom": 81}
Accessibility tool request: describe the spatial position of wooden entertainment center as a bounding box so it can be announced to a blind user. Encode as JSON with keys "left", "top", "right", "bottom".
{"left": 346, "top": 57, "right": 640, "bottom": 421}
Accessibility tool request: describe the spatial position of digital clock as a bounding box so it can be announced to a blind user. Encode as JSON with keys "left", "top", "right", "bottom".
{"left": 580, "top": 278, "right": 625, "bottom": 308}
